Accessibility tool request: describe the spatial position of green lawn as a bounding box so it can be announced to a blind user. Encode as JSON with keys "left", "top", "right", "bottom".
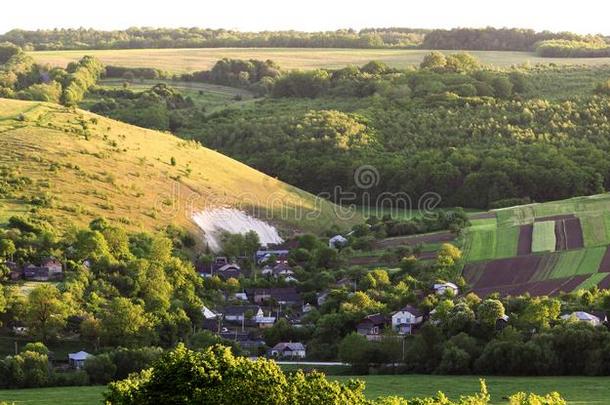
{"left": 0, "top": 386, "right": 106, "bottom": 405}
{"left": 334, "top": 375, "right": 610, "bottom": 404}
{"left": 532, "top": 221, "right": 556, "bottom": 253}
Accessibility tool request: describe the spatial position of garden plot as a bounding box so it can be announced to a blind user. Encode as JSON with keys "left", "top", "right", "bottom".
{"left": 532, "top": 221, "right": 556, "bottom": 252}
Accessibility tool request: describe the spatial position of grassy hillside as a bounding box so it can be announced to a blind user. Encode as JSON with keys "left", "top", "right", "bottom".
{"left": 29, "top": 48, "right": 610, "bottom": 73}
{"left": 462, "top": 194, "right": 610, "bottom": 296}
{"left": 0, "top": 98, "right": 352, "bottom": 238}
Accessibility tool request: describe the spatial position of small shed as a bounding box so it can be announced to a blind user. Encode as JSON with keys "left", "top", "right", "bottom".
{"left": 68, "top": 351, "right": 91, "bottom": 369}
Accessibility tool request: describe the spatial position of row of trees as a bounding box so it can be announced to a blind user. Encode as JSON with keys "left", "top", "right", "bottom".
{"left": 0, "top": 27, "right": 425, "bottom": 50}
{"left": 2, "top": 27, "right": 605, "bottom": 54}
{"left": 104, "top": 343, "right": 564, "bottom": 404}
{"left": 536, "top": 39, "right": 610, "bottom": 57}
{"left": 0, "top": 44, "right": 103, "bottom": 105}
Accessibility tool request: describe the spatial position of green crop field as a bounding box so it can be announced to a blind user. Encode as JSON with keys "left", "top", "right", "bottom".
{"left": 463, "top": 218, "right": 497, "bottom": 261}
{"left": 532, "top": 221, "right": 556, "bottom": 253}
{"left": 494, "top": 225, "right": 519, "bottom": 258}
{"left": 28, "top": 48, "right": 610, "bottom": 73}
{"left": 462, "top": 194, "right": 610, "bottom": 294}
{"left": 576, "top": 273, "right": 609, "bottom": 290}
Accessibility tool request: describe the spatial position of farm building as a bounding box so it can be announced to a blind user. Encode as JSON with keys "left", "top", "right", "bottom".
{"left": 329, "top": 235, "right": 348, "bottom": 249}
{"left": 391, "top": 305, "right": 425, "bottom": 335}
{"left": 245, "top": 287, "right": 301, "bottom": 306}
{"left": 68, "top": 351, "right": 91, "bottom": 369}
{"left": 433, "top": 282, "right": 459, "bottom": 296}
{"left": 357, "top": 313, "right": 388, "bottom": 341}
{"left": 222, "top": 305, "right": 264, "bottom": 322}
{"left": 560, "top": 311, "right": 602, "bottom": 326}
{"left": 270, "top": 342, "right": 306, "bottom": 359}
{"left": 22, "top": 257, "right": 63, "bottom": 281}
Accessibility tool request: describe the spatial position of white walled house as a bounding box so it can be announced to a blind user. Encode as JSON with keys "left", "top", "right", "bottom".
{"left": 391, "top": 305, "right": 424, "bottom": 335}
{"left": 270, "top": 342, "right": 306, "bottom": 358}
{"left": 433, "top": 282, "right": 459, "bottom": 296}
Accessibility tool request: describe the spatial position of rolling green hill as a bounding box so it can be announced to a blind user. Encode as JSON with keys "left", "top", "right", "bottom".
{"left": 0, "top": 98, "right": 352, "bottom": 239}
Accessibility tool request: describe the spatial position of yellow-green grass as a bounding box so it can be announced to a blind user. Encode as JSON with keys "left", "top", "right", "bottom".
{"left": 0, "top": 98, "right": 357, "bottom": 237}
{"left": 532, "top": 221, "right": 556, "bottom": 253}
{"left": 334, "top": 375, "right": 610, "bottom": 404}
{"left": 28, "top": 48, "right": 610, "bottom": 73}
{"left": 580, "top": 213, "right": 610, "bottom": 248}
{"left": 576, "top": 272, "right": 610, "bottom": 290}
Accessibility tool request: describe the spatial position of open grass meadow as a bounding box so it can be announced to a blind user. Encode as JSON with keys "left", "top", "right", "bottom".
{"left": 28, "top": 48, "right": 610, "bottom": 73}
{"left": 335, "top": 375, "right": 610, "bottom": 404}
{"left": 4, "top": 375, "right": 610, "bottom": 404}
{"left": 0, "top": 98, "right": 356, "bottom": 237}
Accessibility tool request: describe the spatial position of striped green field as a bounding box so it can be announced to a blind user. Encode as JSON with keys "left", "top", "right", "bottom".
{"left": 532, "top": 221, "right": 556, "bottom": 253}
{"left": 576, "top": 273, "right": 610, "bottom": 290}
{"left": 464, "top": 194, "right": 610, "bottom": 295}
{"left": 581, "top": 214, "right": 608, "bottom": 247}
{"left": 464, "top": 219, "right": 497, "bottom": 261}
{"left": 494, "top": 225, "right": 519, "bottom": 258}
{"left": 549, "top": 248, "right": 605, "bottom": 279}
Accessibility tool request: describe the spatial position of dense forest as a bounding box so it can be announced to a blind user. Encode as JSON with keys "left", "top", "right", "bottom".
{"left": 1, "top": 27, "right": 608, "bottom": 54}
{"left": 69, "top": 52, "right": 610, "bottom": 209}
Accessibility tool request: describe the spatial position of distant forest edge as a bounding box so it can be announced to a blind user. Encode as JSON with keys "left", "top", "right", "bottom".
{"left": 2, "top": 27, "right": 610, "bottom": 56}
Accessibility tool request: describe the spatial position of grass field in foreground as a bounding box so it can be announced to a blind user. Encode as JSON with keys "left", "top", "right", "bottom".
{"left": 28, "top": 48, "right": 610, "bottom": 73}
{"left": 3, "top": 375, "right": 609, "bottom": 404}
{"left": 0, "top": 386, "right": 106, "bottom": 405}
{"left": 335, "top": 375, "right": 610, "bottom": 404}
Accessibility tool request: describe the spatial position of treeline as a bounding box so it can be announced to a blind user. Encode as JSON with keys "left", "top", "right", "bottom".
{"left": 103, "top": 344, "right": 565, "bottom": 404}
{"left": 0, "top": 343, "right": 161, "bottom": 389}
{"left": 536, "top": 39, "right": 610, "bottom": 57}
{"left": 0, "top": 27, "right": 425, "bottom": 50}
{"left": 0, "top": 44, "right": 102, "bottom": 105}
{"left": 421, "top": 27, "right": 587, "bottom": 51}
{"left": 1, "top": 26, "right": 606, "bottom": 55}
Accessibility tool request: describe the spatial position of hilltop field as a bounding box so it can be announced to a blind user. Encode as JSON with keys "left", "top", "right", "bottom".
{"left": 460, "top": 194, "right": 610, "bottom": 296}
{"left": 0, "top": 98, "right": 350, "bottom": 237}
{"left": 29, "top": 48, "right": 610, "bottom": 72}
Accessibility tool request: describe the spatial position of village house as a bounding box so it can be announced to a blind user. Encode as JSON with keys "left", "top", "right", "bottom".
{"left": 270, "top": 342, "right": 306, "bottom": 359}
{"left": 560, "top": 311, "right": 602, "bottom": 326}
{"left": 5, "top": 261, "right": 21, "bottom": 281}
{"left": 198, "top": 257, "right": 241, "bottom": 279}
{"left": 23, "top": 258, "right": 63, "bottom": 281}
{"left": 245, "top": 287, "right": 302, "bottom": 306}
{"left": 328, "top": 235, "right": 348, "bottom": 249}
{"left": 391, "top": 305, "right": 425, "bottom": 335}
{"left": 433, "top": 282, "right": 459, "bottom": 296}
{"left": 68, "top": 351, "right": 91, "bottom": 369}
{"left": 256, "top": 249, "right": 290, "bottom": 265}
{"left": 357, "top": 313, "right": 387, "bottom": 341}
{"left": 222, "top": 305, "right": 264, "bottom": 323}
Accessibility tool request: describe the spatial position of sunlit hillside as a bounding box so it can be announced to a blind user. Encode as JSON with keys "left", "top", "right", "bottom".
{"left": 0, "top": 98, "right": 353, "bottom": 238}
